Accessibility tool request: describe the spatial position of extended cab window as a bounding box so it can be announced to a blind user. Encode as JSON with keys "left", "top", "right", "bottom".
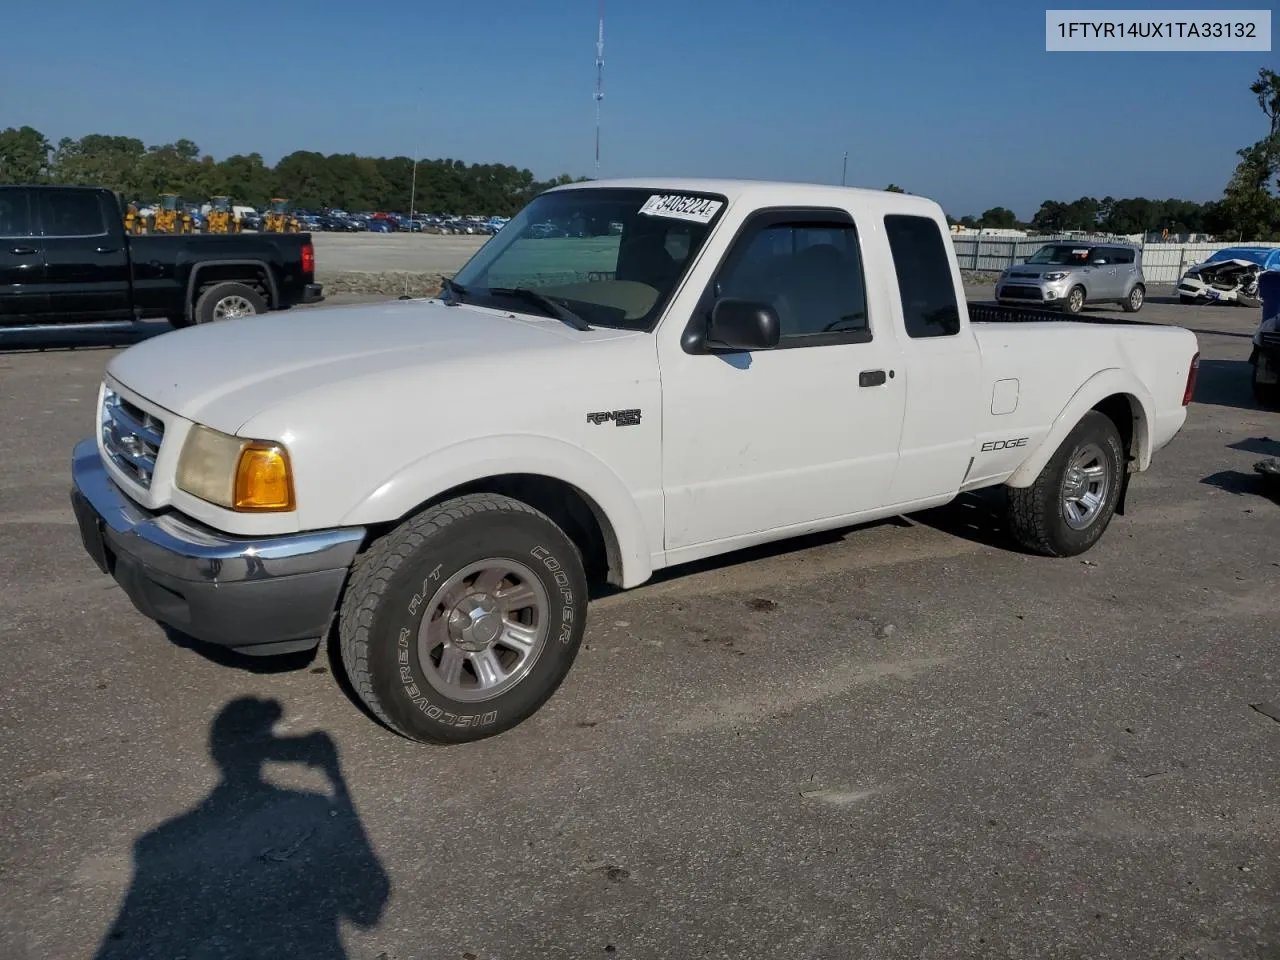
{"left": 0, "top": 191, "right": 33, "bottom": 237}
{"left": 884, "top": 214, "right": 960, "bottom": 339}
{"left": 39, "top": 190, "right": 106, "bottom": 237}
{"left": 716, "top": 220, "right": 868, "bottom": 344}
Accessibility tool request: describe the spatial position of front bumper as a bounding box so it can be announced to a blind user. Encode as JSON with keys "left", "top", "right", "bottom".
{"left": 995, "top": 280, "right": 1068, "bottom": 305}
{"left": 300, "top": 282, "right": 325, "bottom": 304}
{"left": 69, "top": 438, "right": 364, "bottom": 656}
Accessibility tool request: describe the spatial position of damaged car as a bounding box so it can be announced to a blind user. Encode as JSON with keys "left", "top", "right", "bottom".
{"left": 1176, "top": 246, "right": 1280, "bottom": 307}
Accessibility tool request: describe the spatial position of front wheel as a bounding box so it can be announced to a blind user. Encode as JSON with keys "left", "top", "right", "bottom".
{"left": 1122, "top": 284, "right": 1145, "bottom": 312}
{"left": 338, "top": 493, "right": 589, "bottom": 744}
{"left": 1005, "top": 410, "right": 1125, "bottom": 557}
{"left": 1062, "top": 285, "right": 1086, "bottom": 315}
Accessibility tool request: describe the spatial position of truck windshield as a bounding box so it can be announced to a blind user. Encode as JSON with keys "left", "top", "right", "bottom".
{"left": 1025, "top": 244, "right": 1093, "bottom": 265}
{"left": 449, "top": 187, "right": 728, "bottom": 330}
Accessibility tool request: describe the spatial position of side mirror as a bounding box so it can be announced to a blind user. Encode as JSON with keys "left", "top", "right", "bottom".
{"left": 705, "top": 298, "right": 781, "bottom": 351}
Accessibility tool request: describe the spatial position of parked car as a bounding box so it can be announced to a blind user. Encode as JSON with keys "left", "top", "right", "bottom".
{"left": 0, "top": 185, "right": 322, "bottom": 330}
{"left": 1249, "top": 269, "right": 1280, "bottom": 407}
{"left": 1176, "top": 246, "right": 1280, "bottom": 307}
{"left": 995, "top": 241, "right": 1146, "bottom": 314}
{"left": 69, "top": 178, "right": 1198, "bottom": 744}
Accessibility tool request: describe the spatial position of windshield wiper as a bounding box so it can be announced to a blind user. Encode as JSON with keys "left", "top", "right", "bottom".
{"left": 439, "top": 276, "right": 469, "bottom": 305}
{"left": 488, "top": 287, "right": 591, "bottom": 331}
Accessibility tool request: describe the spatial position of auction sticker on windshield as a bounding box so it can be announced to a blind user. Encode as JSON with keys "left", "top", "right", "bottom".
{"left": 638, "top": 194, "right": 723, "bottom": 224}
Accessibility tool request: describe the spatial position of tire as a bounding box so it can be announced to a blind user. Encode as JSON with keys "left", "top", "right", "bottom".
{"left": 1179, "top": 295, "right": 1196, "bottom": 305}
{"left": 1005, "top": 410, "right": 1125, "bottom": 557}
{"left": 1121, "top": 284, "right": 1144, "bottom": 313}
{"left": 1253, "top": 355, "right": 1280, "bottom": 409}
{"left": 1062, "top": 285, "right": 1086, "bottom": 315}
{"left": 193, "top": 282, "right": 267, "bottom": 324}
{"left": 338, "top": 493, "right": 589, "bottom": 744}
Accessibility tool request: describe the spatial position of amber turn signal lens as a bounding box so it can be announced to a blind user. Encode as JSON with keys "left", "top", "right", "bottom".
{"left": 233, "top": 443, "right": 295, "bottom": 511}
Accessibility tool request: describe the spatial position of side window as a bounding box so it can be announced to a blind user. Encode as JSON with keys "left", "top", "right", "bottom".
{"left": 716, "top": 219, "right": 868, "bottom": 344}
{"left": 1112, "top": 247, "right": 1135, "bottom": 264}
{"left": 39, "top": 190, "right": 106, "bottom": 237}
{"left": 883, "top": 214, "right": 960, "bottom": 339}
{"left": 0, "top": 191, "right": 34, "bottom": 237}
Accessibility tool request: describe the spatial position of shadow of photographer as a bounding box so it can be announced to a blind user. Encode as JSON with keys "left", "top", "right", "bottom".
{"left": 94, "top": 697, "right": 390, "bottom": 959}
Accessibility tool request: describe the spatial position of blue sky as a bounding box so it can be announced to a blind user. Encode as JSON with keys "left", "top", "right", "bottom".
{"left": 0, "top": 0, "right": 1271, "bottom": 219}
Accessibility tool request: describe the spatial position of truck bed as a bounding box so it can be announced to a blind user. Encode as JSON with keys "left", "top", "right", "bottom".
{"left": 967, "top": 301, "right": 1154, "bottom": 327}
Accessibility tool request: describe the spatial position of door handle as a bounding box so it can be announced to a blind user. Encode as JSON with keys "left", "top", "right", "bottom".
{"left": 859, "top": 369, "right": 887, "bottom": 387}
{"left": 10, "top": 246, "right": 37, "bottom": 255}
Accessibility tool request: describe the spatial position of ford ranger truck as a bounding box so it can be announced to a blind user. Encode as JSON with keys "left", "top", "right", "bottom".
{"left": 68, "top": 179, "right": 1200, "bottom": 744}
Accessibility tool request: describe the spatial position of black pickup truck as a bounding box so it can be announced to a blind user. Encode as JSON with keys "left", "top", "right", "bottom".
{"left": 0, "top": 185, "right": 323, "bottom": 330}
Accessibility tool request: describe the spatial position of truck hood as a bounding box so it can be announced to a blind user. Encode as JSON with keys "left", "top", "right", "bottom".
{"left": 106, "top": 298, "right": 633, "bottom": 434}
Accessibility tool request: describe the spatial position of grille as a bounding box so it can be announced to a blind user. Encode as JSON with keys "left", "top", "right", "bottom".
{"left": 999, "top": 285, "right": 1044, "bottom": 301}
{"left": 101, "top": 388, "right": 165, "bottom": 489}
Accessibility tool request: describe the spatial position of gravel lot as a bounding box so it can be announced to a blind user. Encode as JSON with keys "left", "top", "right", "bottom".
{"left": 1, "top": 289, "right": 1278, "bottom": 959}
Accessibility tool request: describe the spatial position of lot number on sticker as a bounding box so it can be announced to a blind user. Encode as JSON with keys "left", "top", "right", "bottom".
{"left": 639, "top": 194, "right": 723, "bottom": 224}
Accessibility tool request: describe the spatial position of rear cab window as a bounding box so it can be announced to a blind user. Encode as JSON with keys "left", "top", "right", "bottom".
{"left": 38, "top": 189, "right": 108, "bottom": 237}
{"left": 883, "top": 214, "right": 960, "bottom": 338}
{"left": 0, "top": 190, "right": 35, "bottom": 237}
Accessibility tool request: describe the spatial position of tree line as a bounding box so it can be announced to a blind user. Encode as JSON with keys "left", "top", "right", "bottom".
{"left": 0, "top": 129, "right": 586, "bottom": 215}
{"left": 1, "top": 67, "right": 1276, "bottom": 232}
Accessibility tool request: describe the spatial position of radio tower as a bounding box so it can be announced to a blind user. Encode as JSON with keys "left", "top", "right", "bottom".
{"left": 594, "top": 0, "right": 605, "bottom": 176}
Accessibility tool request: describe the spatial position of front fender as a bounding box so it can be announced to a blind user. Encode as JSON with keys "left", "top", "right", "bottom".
{"left": 1005, "top": 368, "right": 1155, "bottom": 488}
{"left": 339, "top": 433, "right": 653, "bottom": 588}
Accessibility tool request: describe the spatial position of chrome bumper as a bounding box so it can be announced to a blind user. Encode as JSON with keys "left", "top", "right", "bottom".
{"left": 69, "top": 438, "right": 365, "bottom": 655}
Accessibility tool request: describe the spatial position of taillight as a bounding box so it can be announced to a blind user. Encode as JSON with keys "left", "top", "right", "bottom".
{"left": 301, "top": 242, "right": 315, "bottom": 275}
{"left": 1182, "top": 352, "right": 1199, "bottom": 406}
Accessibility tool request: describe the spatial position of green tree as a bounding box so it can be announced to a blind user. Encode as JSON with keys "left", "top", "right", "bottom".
{"left": 0, "top": 126, "right": 52, "bottom": 183}
{"left": 979, "top": 206, "right": 1016, "bottom": 228}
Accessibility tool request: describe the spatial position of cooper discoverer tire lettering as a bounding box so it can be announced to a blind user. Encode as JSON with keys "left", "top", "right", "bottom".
{"left": 337, "top": 493, "right": 588, "bottom": 744}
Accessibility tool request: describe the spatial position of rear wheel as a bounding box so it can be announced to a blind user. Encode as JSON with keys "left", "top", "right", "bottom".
{"left": 1062, "top": 285, "right": 1086, "bottom": 315}
{"left": 1122, "top": 284, "right": 1145, "bottom": 312}
{"left": 1253, "top": 353, "right": 1280, "bottom": 409}
{"left": 1005, "top": 410, "right": 1125, "bottom": 557}
{"left": 338, "top": 493, "right": 589, "bottom": 744}
{"left": 194, "top": 282, "right": 267, "bottom": 324}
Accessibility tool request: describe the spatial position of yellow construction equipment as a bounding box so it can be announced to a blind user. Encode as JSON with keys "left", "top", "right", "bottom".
{"left": 262, "top": 198, "right": 300, "bottom": 233}
{"left": 205, "top": 196, "right": 241, "bottom": 234}
{"left": 122, "top": 201, "right": 146, "bottom": 236}
{"left": 149, "top": 194, "right": 193, "bottom": 235}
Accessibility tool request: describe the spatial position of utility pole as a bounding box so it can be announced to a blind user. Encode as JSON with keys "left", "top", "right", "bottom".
{"left": 841, "top": 151, "right": 848, "bottom": 186}
{"left": 594, "top": 0, "right": 605, "bottom": 177}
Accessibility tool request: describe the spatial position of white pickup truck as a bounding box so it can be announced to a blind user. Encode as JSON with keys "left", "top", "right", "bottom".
{"left": 70, "top": 179, "right": 1200, "bottom": 743}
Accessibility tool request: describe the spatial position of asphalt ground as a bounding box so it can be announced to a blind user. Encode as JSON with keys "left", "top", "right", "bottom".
{"left": 1, "top": 287, "right": 1278, "bottom": 959}
{"left": 310, "top": 231, "right": 489, "bottom": 274}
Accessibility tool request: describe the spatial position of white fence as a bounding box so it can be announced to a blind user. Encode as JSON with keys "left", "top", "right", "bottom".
{"left": 950, "top": 235, "right": 1280, "bottom": 284}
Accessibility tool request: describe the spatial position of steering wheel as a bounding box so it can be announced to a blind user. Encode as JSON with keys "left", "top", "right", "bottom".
{"left": 822, "top": 313, "right": 866, "bottom": 333}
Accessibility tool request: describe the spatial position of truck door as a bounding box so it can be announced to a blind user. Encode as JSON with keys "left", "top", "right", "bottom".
{"left": 880, "top": 213, "right": 984, "bottom": 505}
{"left": 659, "top": 207, "right": 907, "bottom": 552}
{"left": 0, "top": 189, "right": 49, "bottom": 324}
{"left": 37, "top": 188, "right": 132, "bottom": 321}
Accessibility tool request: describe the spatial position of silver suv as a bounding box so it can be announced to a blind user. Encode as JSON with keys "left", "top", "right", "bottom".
{"left": 995, "top": 242, "right": 1146, "bottom": 314}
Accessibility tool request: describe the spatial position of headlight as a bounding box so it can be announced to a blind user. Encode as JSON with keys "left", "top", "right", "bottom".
{"left": 1043, "top": 272, "right": 1068, "bottom": 282}
{"left": 176, "top": 425, "right": 295, "bottom": 512}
